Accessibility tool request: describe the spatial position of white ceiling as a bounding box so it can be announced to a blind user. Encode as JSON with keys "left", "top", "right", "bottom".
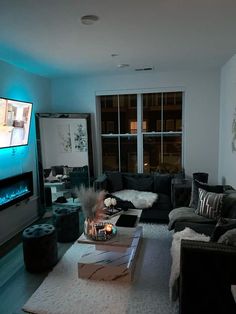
{"left": 0, "top": 0, "right": 236, "bottom": 78}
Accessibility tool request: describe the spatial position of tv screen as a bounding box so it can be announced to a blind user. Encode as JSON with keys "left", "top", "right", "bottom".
{"left": 0, "top": 97, "right": 32, "bottom": 149}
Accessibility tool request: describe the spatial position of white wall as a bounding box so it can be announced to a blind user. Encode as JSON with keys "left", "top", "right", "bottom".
{"left": 51, "top": 70, "right": 220, "bottom": 183}
{"left": 218, "top": 54, "right": 236, "bottom": 187}
{"left": 0, "top": 60, "right": 51, "bottom": 245}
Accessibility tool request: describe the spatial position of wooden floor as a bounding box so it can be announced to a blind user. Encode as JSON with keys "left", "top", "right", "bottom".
{"left": 0, "top": 212, "right": 82, "bottom": 314}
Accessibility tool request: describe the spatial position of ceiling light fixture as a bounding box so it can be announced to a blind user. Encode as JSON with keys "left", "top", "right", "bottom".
{"left": 81, "top": 15, "right": 99, "bottom": 25}
{"left": 135, "top": 66, "right": 154, "bottom": 71}
{"left": 117, "top": 64, "right": 130, "bottom": 68}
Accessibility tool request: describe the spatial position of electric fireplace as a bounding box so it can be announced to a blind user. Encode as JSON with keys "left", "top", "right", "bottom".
{"left": 0, "top": 172, "right": 33, "bottom": 211}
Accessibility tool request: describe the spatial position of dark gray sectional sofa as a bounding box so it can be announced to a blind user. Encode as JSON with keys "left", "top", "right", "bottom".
{"left": 94, "top": 171, "right": 183, "bottom": 222}
{"left": 168, "top": 183, "right": 236, "bottom": 235}
{"left": 168, "top": 179, "right": 236, "bottom": 314}
{"left": 179, "top": 239, "right": 236, "bottom": 314}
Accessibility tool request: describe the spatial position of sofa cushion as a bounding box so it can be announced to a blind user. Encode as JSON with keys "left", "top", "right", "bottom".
{"left": 153, "top": 173, "right": 172, "bottom": 196}
{"left": 51, "top": 165, "right": 64, "bottom": 176}
{"left": 168, "top": 206, "right": 215, "bottom": 230}
{"left": 105, "top": 171, "right": 123, "bottom": 192}
{"left": 123, "top": 174, "right": 153, "bottom": 191}
{"left": 174, "top": 221, "right": 215, "bottom": 236}
{"left": 222, "top": 190, "right": 236, "bottom": 218}
{"left": 153, "top": 193, "right": 172, "bottom": 210}
{"left": 196, "top": 188, "right": 224, "bottom": 219}
{"left": 189, "top": 179, "right": 224, "bottom": 209}
{"left": 210, "top": 217, "right": 236, "bottom": 242}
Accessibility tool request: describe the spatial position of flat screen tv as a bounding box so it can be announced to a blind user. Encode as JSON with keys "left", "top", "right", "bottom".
{"left": 0, "top": 97, "right": 32, "bottom": 149}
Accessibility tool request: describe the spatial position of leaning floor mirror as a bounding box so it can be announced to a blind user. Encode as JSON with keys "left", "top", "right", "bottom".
{"left": 35, "top": 113, "right": 94, "bottom": 209}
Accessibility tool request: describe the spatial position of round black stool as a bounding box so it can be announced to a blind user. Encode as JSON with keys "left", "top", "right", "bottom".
{"left": 53, "top": 207, "right": 80, "bottom": 242}
{"left": 22, "top": 224, "right": 58, "bottom": 273}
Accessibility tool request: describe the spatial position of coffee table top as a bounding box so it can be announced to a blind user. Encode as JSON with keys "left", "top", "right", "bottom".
{"left": 77, "top": 209, "right": 142, "bottom": 248}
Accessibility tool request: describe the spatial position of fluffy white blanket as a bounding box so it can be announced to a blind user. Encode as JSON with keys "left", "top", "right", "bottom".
{"left": 112, "top": 189, "right": 158, "bottom": 209}
{"left": 169, "top": 227, "right": 210, "bottom": 302}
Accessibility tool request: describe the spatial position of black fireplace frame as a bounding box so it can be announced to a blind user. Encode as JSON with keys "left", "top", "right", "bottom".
{"left": 0, "top": 171, "right": 33, "bottom": 211}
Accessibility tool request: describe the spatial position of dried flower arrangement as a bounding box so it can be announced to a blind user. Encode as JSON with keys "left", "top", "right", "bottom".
{"left": 76, "top": 186, "right": 118, "bottom": 240}
{"left": 76, "top": 185, "right": 106, "bottom": 222}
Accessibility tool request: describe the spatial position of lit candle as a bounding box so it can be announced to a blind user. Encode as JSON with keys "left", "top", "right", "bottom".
{"left": 105, "top": 224, "right": 113, "bottom": 235}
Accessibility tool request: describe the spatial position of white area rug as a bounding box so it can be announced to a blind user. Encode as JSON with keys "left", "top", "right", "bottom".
{"left": 169, "top": 227, "right": 210, "bottom": 301}
{"left": 23, "top": 224, "right": 178, "bottom": 314}
{"left": 112, "top": 189, "right": 158, "bottom": 209}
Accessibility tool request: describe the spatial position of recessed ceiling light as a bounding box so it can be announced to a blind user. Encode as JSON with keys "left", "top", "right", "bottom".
{"left": 81, "top": 15, "right": 99, "bottom": 25}
{"left": 117, "top": 64, "right": 130, "bottom": 68}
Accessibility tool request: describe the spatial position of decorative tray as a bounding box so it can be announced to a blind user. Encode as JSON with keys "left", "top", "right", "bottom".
{"left": 86, "top": 222, "right": 117, "bottom": 241}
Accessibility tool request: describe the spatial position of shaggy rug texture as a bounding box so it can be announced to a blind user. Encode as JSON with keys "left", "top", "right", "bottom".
{"left": 169, "top": 227, "right": 210, "bottom": 302}
{"left": 23, "top": 224, "right": 178, "bottom": 314}
{"left": 112, "top": 189, "right": 158, "bottom": 209}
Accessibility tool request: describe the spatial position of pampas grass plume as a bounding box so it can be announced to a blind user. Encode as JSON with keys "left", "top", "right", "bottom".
{"left": 76, "top": 185, "right": 106, "bottom": 221}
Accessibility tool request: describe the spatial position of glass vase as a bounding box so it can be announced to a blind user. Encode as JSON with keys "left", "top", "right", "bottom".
{"left": 84, "top": 218, "right": 94, "bottom": 237}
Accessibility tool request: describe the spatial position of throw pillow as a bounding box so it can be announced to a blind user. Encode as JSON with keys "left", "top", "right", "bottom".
{"left": 105, "top": 171, "right": 123, "bottom": 192}
{"left": 210, "top": 217, "right": 236, "bottom": 242}
{"left": 153, "top": 173, "right": 172, "bottom": 196}
{"left": 217, "top": 228, "right": 236, "bottom": 246}
{"left": 51, "top": 165, "right": 64, "bottom": 176}
{"left": 189, "top": 179, "right": 224, "bottom": 209}
{"left": 197, "top": 188, "right": 224, "bottom": 219}
{"left": 221, "top": 190, "right": 236, "bottom": 218}
{"left": 123, "top": 175, "right": 153, "bottom": 191}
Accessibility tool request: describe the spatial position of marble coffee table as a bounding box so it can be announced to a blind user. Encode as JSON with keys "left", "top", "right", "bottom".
{"left": 77, "top": 209, "right": 143, "bottom": 282}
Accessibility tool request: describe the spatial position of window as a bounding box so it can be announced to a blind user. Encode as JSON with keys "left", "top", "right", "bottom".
{"left": 100, "top": 91, "right": 183, "bottom": 173}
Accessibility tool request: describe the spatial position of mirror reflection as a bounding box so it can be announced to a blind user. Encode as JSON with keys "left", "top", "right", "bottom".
{"left": 36, "top": 113, "right": 93, "bottom": 208}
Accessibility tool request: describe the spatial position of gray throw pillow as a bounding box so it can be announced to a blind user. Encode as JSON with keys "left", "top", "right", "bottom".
{"left": 105, "top": 172, "right": 123, "bottom": 192}
{"left": 123, "top": 174, "right": 153, "bottom": 191}
{"left": 189, "top": 179, "right": 224, "bottom": 209}
{"left": 218, "top": 228, "right": 236, "bottom": 246}
{"left": 197, "top": 188, "right": 224, "bottom": 219}
{"left": 153, "top": 173, "right": 172, "bottom": 196}
{"left": 221, "top": 190, "right": 236, "bottom": 218}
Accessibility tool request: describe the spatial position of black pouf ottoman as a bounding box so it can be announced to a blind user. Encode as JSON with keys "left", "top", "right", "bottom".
{"left": 22, "top": 224, "right": 58, "bottom": 273}
{"left": 53, "top": 207, "right": 80, "bottom": 242}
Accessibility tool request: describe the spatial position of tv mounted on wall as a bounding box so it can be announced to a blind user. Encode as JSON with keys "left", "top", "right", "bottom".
{"left": 0, "top": 97, "right": 32, "bottom": 149}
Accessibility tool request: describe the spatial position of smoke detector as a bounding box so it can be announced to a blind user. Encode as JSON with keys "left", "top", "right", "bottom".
{"left": 81, "top": 15, "right": 99, "bottom": 25}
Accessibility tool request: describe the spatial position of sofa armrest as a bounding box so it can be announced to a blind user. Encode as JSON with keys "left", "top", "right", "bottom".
{"left": 93, "top": 174, "right": 108, "bottom": 191}
{"left": 179, "top": 240, "right": 236, "bottom": 314}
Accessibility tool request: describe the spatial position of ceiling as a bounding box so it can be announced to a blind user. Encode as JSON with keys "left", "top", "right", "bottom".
{"left": 0, "top": 0, "right": 236, "bottom": 78}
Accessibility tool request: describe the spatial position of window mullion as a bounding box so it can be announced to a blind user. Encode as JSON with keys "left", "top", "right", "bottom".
{"left": 137, "top": 94, "right": 142, "bottom": 173}
{"left": 117, "top": 95, "right": 121, "bottom": 172}
{"left": 161, "top": 93, "right": 164, "bottom": 163}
